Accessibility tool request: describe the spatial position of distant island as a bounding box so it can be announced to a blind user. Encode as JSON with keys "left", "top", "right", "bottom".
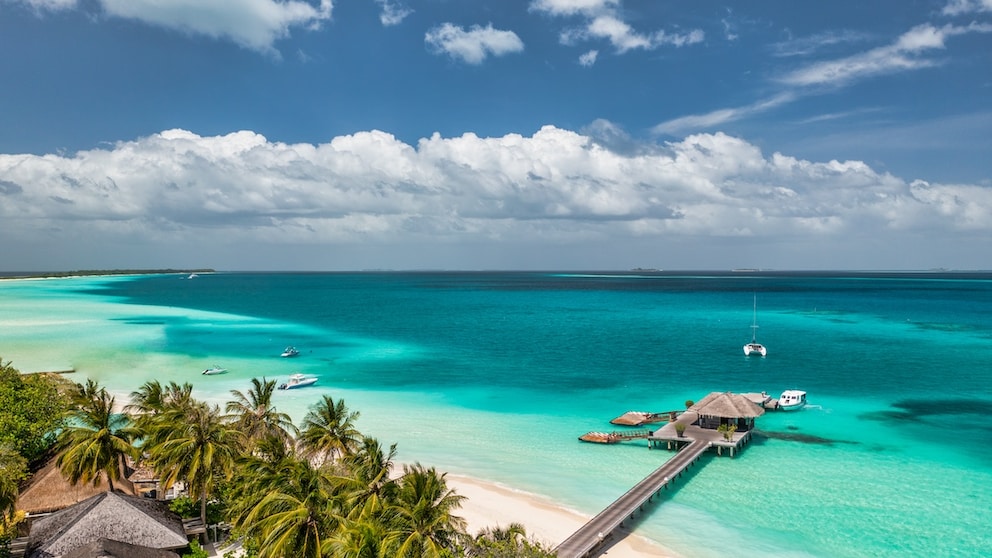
{"left": 0, "top": 269, "right": 215, "bottom": 280}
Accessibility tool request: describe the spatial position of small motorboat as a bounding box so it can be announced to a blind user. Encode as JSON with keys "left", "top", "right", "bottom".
{"left": 778, "top": 390, "right": 807, "bottom": 411}
{"left": 278, "top": 373, "right": 317, "bottom": 390}
{"left": 202, "top": 365, "right": 227, "bottom": 375}
{"left": 280, "top": 346, "right": 300, "bottom": 358}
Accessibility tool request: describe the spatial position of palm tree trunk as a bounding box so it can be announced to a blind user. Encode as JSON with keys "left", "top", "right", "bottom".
{"left": 200, "top": 489, "right": 208, "bottom": 526}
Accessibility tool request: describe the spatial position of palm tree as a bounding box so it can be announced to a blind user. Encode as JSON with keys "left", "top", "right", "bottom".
{"left": 339, "top": 437, "right": 398, "bottom": 512}
{"left": 386, "top": 463, "right": 466, "bottom": 558}
{"left": 147, "top": 400, "right": 242, "bottom": 525}
{"left": 226, "top": 377, "right": 297, "bottom": 446}
{"left": 464, "top": 522, "right": 555, "bottom": 558}
{"left": 126, "top": 380, "right": 193, "bottom": 416}
{"left": 299, "top": 394, "right": 361, "bottom": 464}
{"left": 56, "top": 383, "right": 140, "bottom": 492}
{"left": 232, "top": 450, "right": 343, "bottom": 558}
{"left": 326, "top": 497, "right": 393, "bottom": 558}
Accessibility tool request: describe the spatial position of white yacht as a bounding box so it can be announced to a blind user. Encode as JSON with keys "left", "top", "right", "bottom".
{"left": 743, "top": 295, "right": 767, "bottom": 356}
{"left": 778, "top": 390, "right": 807, "bottom": 411}
{"left": 281, "top": 346, "right": 300, "bottom": 358}
{"left": 278, "top": 373, "right": 317, "bottom": 390}
{"left": 202, "top": 365, "right": 227, "bottom": 375}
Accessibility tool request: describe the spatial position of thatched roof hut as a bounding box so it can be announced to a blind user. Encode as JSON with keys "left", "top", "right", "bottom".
{"left": 26, "top": 492, "right": 187, "bottom": 558}
{"left": 691, "top": 391, "right": 766, "bottom": 418}
{"left": 17, "top": 457, "right": 137, "bottom": 515}
{"left": 62, "top": 538, "right": 180, "bottom": 558}
{"left": 690, "top": 392, "right": 765, "bottom": 431}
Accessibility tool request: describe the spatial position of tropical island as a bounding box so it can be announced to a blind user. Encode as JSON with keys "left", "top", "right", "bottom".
{"left": 0, "top": 269, "right": 215, "bottom": 280}
{"left": 0, "top": 359, "right": 557, "bottom": 558}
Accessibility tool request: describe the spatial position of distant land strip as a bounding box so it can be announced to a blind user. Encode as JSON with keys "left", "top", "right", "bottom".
{"left": 0, "top": 269, "right": 215, "bottom": 280}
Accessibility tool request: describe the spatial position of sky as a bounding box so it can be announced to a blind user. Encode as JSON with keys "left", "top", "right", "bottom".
{"left": 0, "top": 0, "right": 990, "bottom": 272}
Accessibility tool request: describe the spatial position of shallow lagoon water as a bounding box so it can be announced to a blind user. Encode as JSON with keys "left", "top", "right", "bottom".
{"left": 2, "top": 271, "right": 991, "bottom": 557}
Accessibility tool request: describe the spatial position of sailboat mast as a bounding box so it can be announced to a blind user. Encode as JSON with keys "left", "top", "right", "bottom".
{"left": 750, "top": 294, "right": 759, "bottom": 342}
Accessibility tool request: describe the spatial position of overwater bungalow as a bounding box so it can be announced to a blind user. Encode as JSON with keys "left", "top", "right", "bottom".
{"left": 689, "top": 391, "right": 765, "bottom": 432}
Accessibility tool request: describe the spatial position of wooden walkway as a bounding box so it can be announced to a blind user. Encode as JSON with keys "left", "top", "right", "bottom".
{"left": 554, "top": 439, "right": 709, "bottom": 558}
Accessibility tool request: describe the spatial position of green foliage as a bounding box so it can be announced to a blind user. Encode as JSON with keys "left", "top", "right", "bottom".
{"left": 168, "top": 496, "right": 200, "bottom": 519}
{"left": 222, "top": 533, "right": 260, "bottom": 558}
{"left": 56, "top": 383, "right": 140, "bottom": 491}
{"left": 0, "top": 360, "right": 70, "bottom": 462}
{"left": 181, "top": 540, "right": 209, "bottom": 558}
{"left": 717, "top": 423, "right": 738, "bottom": 441}
{"left": 0, "top": 446, "right": 27, "bottom": 522}
{"left": 684, "top": 399, "right": 694, "bottom": 409}
{"left": 462, "top": 523, "right": 557, "bottom": 557}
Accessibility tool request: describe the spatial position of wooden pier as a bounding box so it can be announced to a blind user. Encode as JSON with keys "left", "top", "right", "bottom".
{"left": 559, "top": 392, "right": 767, "bottom": 557}
{"left": 555, "top": 439, "right": 709, "bottom": 558}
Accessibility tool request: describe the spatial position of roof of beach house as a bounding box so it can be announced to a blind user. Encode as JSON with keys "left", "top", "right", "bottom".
{"left": 61, "top": 538, "right": 180, "bottom": 558}
{"left": 691, "top": 391, "right": 766, "bottom": 418}
{"left": 16, "top": 457, "right": 138, "bottom": 515}
{"left": 26, "top": 492, "right": 187, "bottom": 558}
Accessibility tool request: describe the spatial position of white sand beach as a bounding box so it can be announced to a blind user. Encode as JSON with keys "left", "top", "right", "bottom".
{"left": 447, "top": 473, "right": 678, "bottom": 558}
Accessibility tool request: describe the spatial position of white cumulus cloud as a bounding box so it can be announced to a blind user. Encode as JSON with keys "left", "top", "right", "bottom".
{"left": 425, "top": 23, "right": 524, "bottom": 64}
{"left": 7, "top": 0, "right": 334, "bottom": 54}
{"left": 0, "top": 126, "right": 987, "bottom": 270}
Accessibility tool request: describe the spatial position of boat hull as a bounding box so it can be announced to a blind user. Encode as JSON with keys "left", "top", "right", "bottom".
{"left": 743, "top": 343, "right": 767, "bottom": 356}
{"left": 278, "top": 375, "right": 317, "bottom": 390}
{"left": 778, "top": 390, "right": 807, "bottom": 411}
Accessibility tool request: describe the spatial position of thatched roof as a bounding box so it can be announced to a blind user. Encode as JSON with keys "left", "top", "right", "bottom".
{"left": 26, "top": 492, "right": 187, "bottom": 558}
{"left": 17, "top": 457, "right": 137, "bottom": 515}
{"left": 690, "top": 392, "right": 765, "bottom": 419}
{"left": 61, "top": 538, "right": 180, "bottom": 558}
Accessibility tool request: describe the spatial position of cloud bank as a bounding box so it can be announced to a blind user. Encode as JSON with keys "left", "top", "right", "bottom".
{"left": 1, "top": 126, "right": 987, "bottom": 269}
{"left": 6, "top": 0, "right": 333, "bottom": 53}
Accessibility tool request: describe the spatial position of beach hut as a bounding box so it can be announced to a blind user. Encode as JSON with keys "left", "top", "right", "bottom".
{"left": 61, "top": 538, "right": 180, "bottom": 558}
{"left": 16, "top": 457, "right": 138, "bottom": 516}
{"left": 25, "top": 492, "right": 188, "bottom": 558}
{"left": 689, "top": 391, "right": 765, "bottom": 432}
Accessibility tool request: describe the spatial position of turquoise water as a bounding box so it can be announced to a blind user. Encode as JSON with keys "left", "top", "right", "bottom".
{"left": 3, "top": 271, "right": 991, "bottom": 557}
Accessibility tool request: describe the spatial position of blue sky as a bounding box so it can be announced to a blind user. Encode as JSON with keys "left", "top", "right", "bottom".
{"left": 0, "top": 0, "right": 990, "bottom": 271}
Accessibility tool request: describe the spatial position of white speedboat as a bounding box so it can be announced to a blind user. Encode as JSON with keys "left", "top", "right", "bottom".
{"left": 278, "top": 373, "right": 317, "bottom": 390}
{"left": 778, "top": 390, "right": 807, "bottom": 411}
{"left": 202, "top": 365, "right": 227, "bottom": 375}
{"left": 280, "top": 346, "right": 300, "bottom": 358}
{"left": 743, "top": 295, "right": 767, "bottom": 356}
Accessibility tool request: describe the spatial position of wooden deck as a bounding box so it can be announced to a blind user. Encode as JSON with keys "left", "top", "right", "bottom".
{"left": 555, "top": 439, "right": 709, "bottom": 558}
{"left": 578, "top": 430, "right": 651, "bottom": 444}
{"left": 609, "top": 410, "right": 678, "bottom": 426}
{"left": 560, "top": 407, "right": 759, "bottom": 557}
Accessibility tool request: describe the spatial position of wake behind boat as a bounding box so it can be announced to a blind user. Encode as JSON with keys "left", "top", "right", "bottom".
{"left": 278, "top": 373, "right": 317, "bottom": 390}
{"left": 202, "top": 365, "right": 227, "bottom": 375}
{"left": 743, "top": 294, "right": 767, "bottom": 356}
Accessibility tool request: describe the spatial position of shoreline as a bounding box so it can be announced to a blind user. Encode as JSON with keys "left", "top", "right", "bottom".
{"left": 446, "top": 472, "right": 679, "bottom": 558}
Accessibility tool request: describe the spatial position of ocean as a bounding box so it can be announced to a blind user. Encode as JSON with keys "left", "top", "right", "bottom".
{"left": 2, "top": 271, "right": 991, "bottom": 557}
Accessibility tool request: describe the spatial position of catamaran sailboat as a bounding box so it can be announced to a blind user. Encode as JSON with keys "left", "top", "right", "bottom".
{"left": 743, "top": 295, "right": 767, "bottom": 356}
